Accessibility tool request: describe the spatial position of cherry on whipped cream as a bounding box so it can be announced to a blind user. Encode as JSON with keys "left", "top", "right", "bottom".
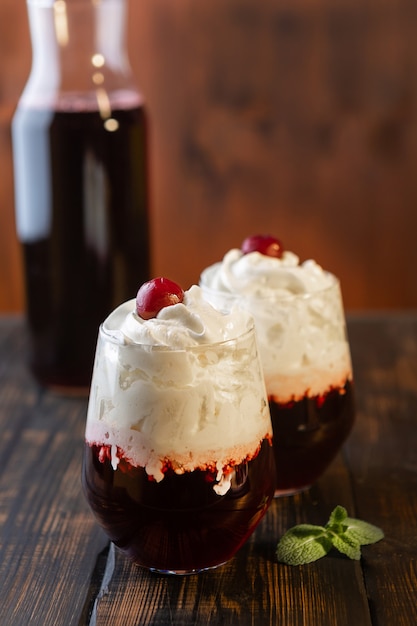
{"left": 136, "top": 277, "right": 184, "bottom": 320}
{"left": 241, "top": 234, "right": 284, "bottom": 258}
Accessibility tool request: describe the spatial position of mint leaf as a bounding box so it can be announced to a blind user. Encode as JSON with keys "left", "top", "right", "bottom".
{"left": 344, "top": 516, "right": 384, "bottom": 545}
{"left": 276, "top": 506, "right": 384, "bottom": 566}
{"left": 276, "top": 524, "right": 332, "bottom": 565}
{"left": 330, "top": 532, "right": 361, "bottom": 560}
{"left": 327, "top": 505, "right": 348, "bottom": 528}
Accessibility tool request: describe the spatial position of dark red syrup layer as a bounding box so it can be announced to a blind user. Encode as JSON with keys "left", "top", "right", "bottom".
{"left": 269, "top": 379, "right": 355, "bottom": 494}
{"left": 82, "top": 437, "right": 276, "bottom": 572}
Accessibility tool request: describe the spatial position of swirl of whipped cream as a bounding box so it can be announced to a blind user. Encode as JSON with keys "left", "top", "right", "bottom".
{"left": 200, "top": 248, "right": 334, "bottom": 298}
{"left": 104, "top": 284, "right": 251, "bottom": 348}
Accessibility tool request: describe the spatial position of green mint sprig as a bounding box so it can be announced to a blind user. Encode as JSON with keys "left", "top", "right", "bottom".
{"left": 276, "top": 505, "right": 384, "bottom": 566}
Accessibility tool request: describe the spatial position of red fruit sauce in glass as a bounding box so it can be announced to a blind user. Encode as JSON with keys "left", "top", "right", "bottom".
{"left": 82, "top": 437, "right": 275, "bottom": 572}
{"left": 270, "top": 379, "right": 355, "bottom": 495}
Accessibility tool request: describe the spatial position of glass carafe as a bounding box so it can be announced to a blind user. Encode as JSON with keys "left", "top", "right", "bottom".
{"left": 12, "top": 0, "right": 150, "bottom": 393}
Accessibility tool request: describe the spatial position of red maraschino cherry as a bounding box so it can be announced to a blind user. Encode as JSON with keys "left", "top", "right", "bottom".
{"left": 241, "top": 234, "right": 284, "bottom": 258}
{"left": 136, "top": 277, "right": 185, "bottom": 320}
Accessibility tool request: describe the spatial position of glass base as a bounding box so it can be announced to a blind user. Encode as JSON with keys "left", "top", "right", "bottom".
{"left": 274, "top": 484, "right": 312, "bottom": 497}
{"left": 148, "top": 561, "right": 227, "bottom": 576}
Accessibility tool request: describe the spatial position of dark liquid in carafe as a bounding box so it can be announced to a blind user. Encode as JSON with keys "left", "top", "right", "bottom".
{"left": 13, "top": 102, "right": 149, "bottom": 390}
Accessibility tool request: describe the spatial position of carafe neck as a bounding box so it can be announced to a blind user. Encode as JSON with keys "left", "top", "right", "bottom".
{"left": 20, "top": 0, "right": 137, "bottom": 108}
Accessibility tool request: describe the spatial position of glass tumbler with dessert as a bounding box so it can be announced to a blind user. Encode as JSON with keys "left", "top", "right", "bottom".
{"left": 200, "top": 235, "right": 355, "bottom": 496}
{"left": 82, "top": 278, "right": 276, "bottom": 574}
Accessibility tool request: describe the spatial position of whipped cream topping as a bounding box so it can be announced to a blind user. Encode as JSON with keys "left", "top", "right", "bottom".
{"left": 85, "top": 285, "right": 272, "bottom": 491}
{"left": 200, "top": 249, "right": 334, "bottom": 298}
{"left": 200, "top": 248, "right": 353, "bottom": 403}
{"left": 106, "top": 284, "right": 251, "bottom": 347}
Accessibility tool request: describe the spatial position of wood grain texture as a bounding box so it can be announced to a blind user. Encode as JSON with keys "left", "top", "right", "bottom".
{"left": 128, "top": 0, "right": 417, "bottom": 309}
{"left": 347, "top": 315, "right": 417, "bottom": 626}
{"left": 0, "top": 319, "right": 107, "bottom": 626}
{"left": 1, "top": 1, "right": 417, "bottom": 311}
{"left": 0, "top": 315, "right": 416, "bottom": 625}
{"left": 89, "top": 475, "right": 372, "bottom": 626}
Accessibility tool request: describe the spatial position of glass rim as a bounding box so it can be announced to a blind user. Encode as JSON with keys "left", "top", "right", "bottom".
{"left": 99, "top": 317, "right": 257, "bottom": 352}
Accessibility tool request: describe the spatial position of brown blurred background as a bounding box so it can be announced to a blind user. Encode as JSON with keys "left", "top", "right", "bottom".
{"left": 1, "top": 0, "right": 417, "bottom": 313}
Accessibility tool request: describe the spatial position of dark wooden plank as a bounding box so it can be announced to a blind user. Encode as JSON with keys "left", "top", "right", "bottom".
{"left": 2, "top": 315, "right": 417, "bottom": 625}
{"left": 85, "top": 314, "right": 417, "bottom": 625}
{"left": 0, "top": 319, "right": 108, "bottom": 626}
{"left": 346, "top": 314, "right": 417, "bottom": 626}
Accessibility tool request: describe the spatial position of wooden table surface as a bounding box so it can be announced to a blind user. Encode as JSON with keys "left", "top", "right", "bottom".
{"left": 0, "top": 313, "right": 416, "bottom": 626}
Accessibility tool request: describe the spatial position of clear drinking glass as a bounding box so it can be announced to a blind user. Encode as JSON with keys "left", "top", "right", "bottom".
{"left": 200, "top": 274, "right": 355, "bottom": 496}
{"left": 82, "top": 317, "right": 275, "bottom": 574}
